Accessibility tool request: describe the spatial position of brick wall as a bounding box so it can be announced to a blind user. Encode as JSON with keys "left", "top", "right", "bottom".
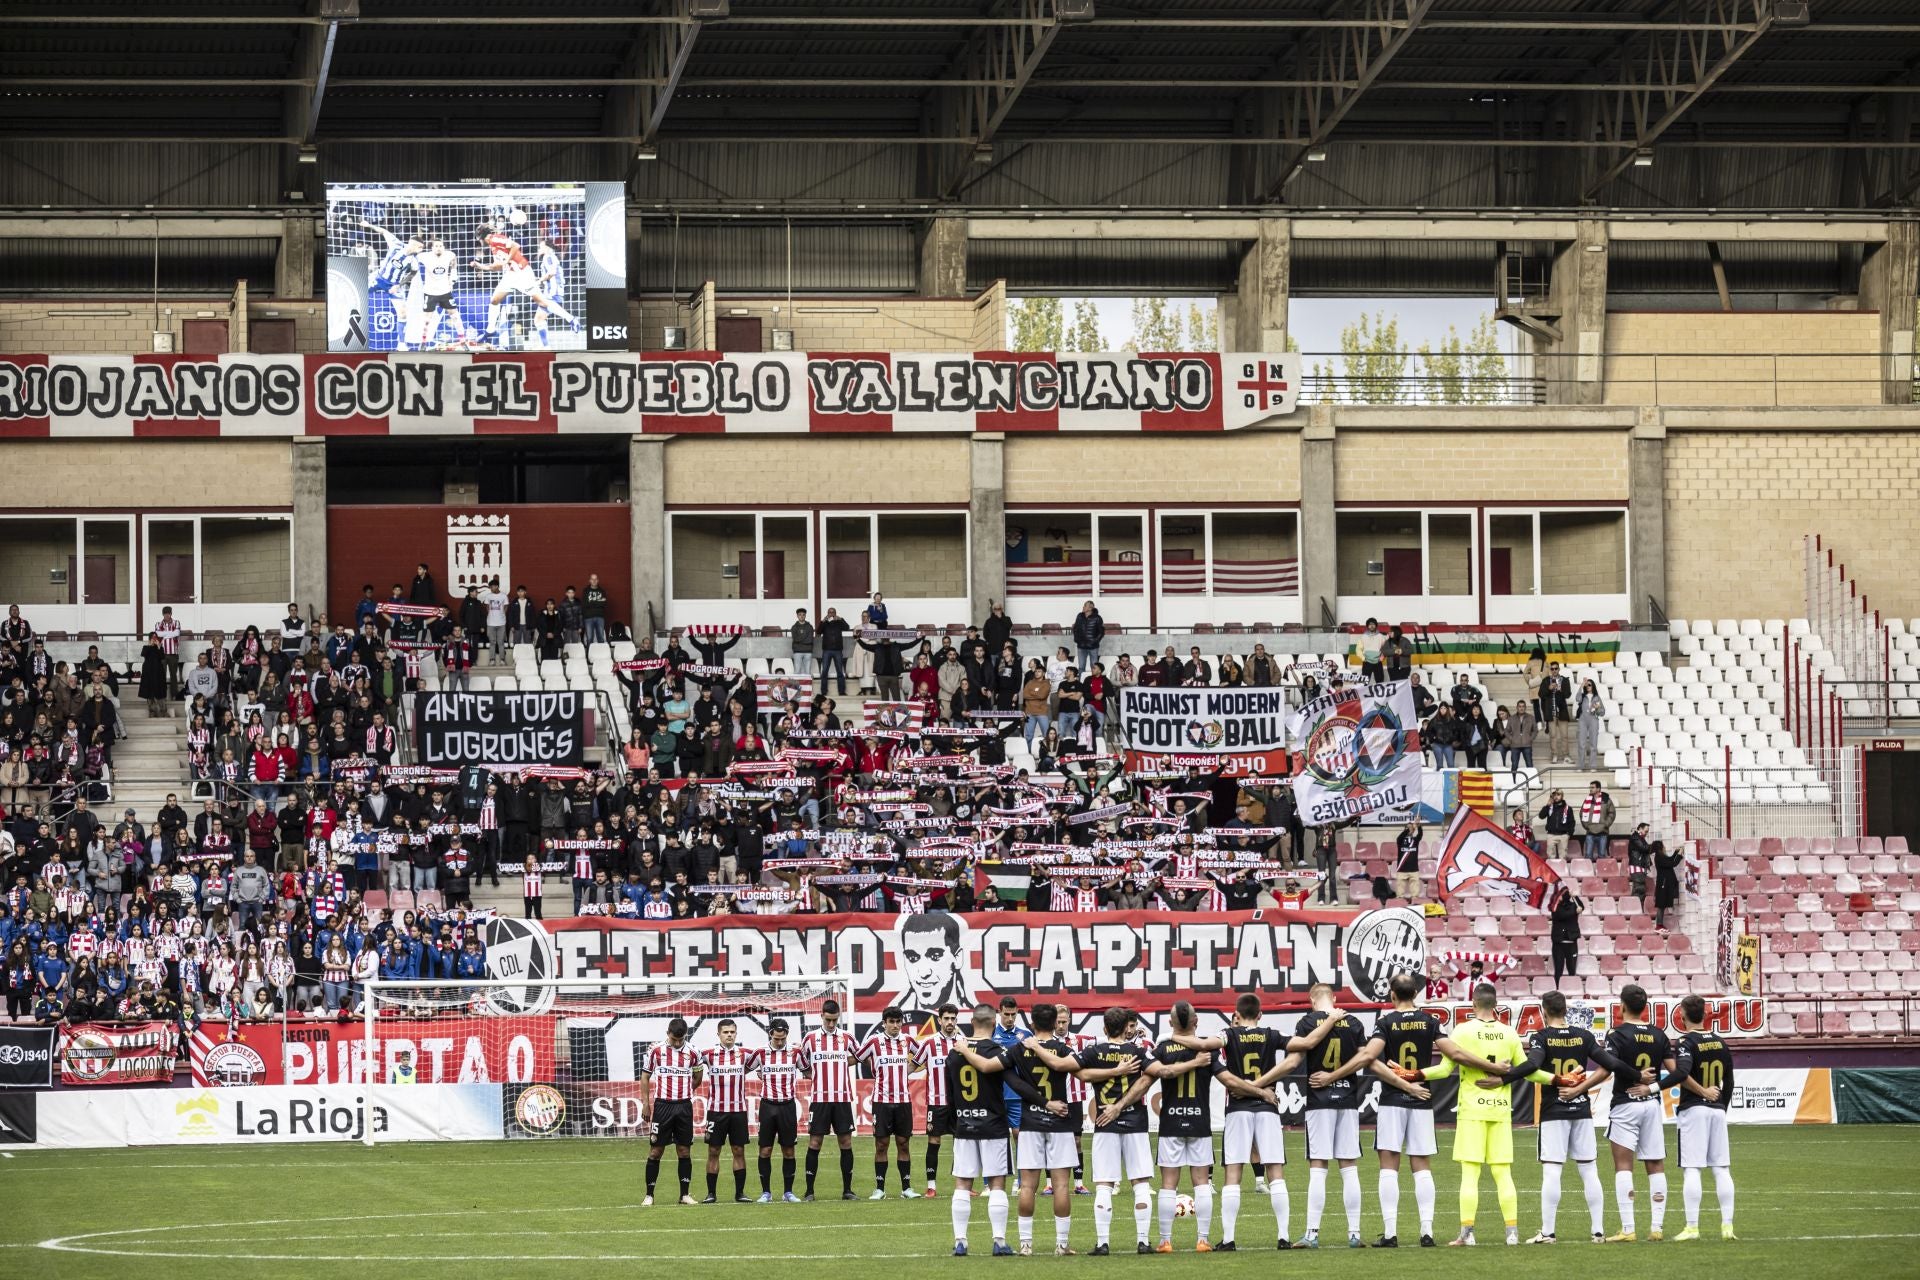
{"left": 201, "top": 518, "right": 292, "bottom": 603}
{"left": 1004, "top": 432, "right": 1301, "bottom": 504}
{"left": 1605, "top": 312, "right": 1883, "bottom": 407}
{"left": 0, "top": 441, "right": 294, "bottom": 508}
{"left": 662, "top": 436, "right": 969, "bottom": 505}
{"left": 876, "top": 514, "right": 968, "bottom": 597}
{"left": 1334, "top": 429, "right": 1627, "bottom": 501}
{"left": 0, "top": 520, "right": 82, "bottom": 607}
{"left": 0, "top": 299, "right": 238, "bottom": 355}
{"left": 1540, "top": 511, "right": 1627, "bottom": 595}
{"left": 1665, "top": 428, "right": 1920, "bottom": 619}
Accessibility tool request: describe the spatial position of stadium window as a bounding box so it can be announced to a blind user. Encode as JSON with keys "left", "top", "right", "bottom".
{"left": 667, "top": 512, "right": 815, "bottom": 628}
{"left": 1334, "top": 508, "right": 1479, "bottom": 624}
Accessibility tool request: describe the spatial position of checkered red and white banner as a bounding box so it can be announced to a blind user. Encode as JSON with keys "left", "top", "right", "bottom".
{"left": 0, "top": 351, "right": 1297, "bottom": 437}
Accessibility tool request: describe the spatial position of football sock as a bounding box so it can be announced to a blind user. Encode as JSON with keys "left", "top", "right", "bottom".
{"left": 1459, "top": 1161, "right": 1480, "bottom": 1227}
{"left": 783, "top": 1156, "right": 797, "bottom": 1194}
{"left": 486, "top": 302, "right": 504, "bottom": 334}
{"left": 1412, "top": 1168, "right": 1436, "bottom": 1236}
{"left": 1648, "top": 1172, "right": 1667, "bottom": 1232}
{"left": 1493, "top": 1164, "right": 1518, "bottom": 1226}
{"left": 925, "top": 1142, "right": 940, "bottom": 1188}
{"left": 951, "top": 1189, "right": 972, "bottom": 1240}
{"left": 548, "top": 300, "right": 577, "bottom": 323}
{"left": 1715, "top": 1169, "right": 1736, "bottom": 1225}
{"left": 758, "top": 1154, "right": 773, "bottom": 1194}
{"left": 898, "top": 1157, "right": 911, "bottom": 1190}
{"left": 987, "top": 1189, "right": 1009, "bottom": 1241}
{"left": 1221, "top": 1184, "right": 1242, "bottom": 1243}
{"left": 1378, "top": 1170, "right": 1399, "bottom": 1238}
{"left": 1269, "top": 1178, "right": 1291, "bottom": 1241}
{"left": 1615, "top": 1170, "right": 1636, "bottom": 1234}
{"left": 1055, "top": 1213, "right": 1072, "bottom": 1249}
{"left": 1018, "top": 1214, "right": 1034, "bottom": 1245}
{"left": 734, "top": 1166, "right": 747, "bottom": 1199}
{"left": 645, "top": 1156, "right": 660, "bottom": 1196}
{"left": 1133, "top": 1184, "right": 1153, "bottom": 1243}
{"left": 1578, "top": 1162, "right": 1606, "bottom": 1235}
{"left": 1194, "top": 1184, "right": 1214, "bottom": 1242}
{"left": 707, "top": 1169, "right": 719, "bottom": 1199}
{"left": 1684, "top": 1168, "right": 1703, "bottom": 1227}
{"left": 1157, "top": 1188, "right": 1177, "bottom": 1242}
{"left": 1341, "top": 1165, "right": 1362, "bottom": 1234}
{"left": 1306, "top": 1167, "right": 1327, "bottom": 1232}
{"left": 678, "top": 1154, "right": 692, "bottom": 1199}
{"left": 805, "top": 1149, "right": 819, "bottom": 1193}
{"left": 1540, "top": 1163, "right": 1563, "bottom": 1235}
{"left": 839, "top": 1147, "right": 855, "bottom": 1192}
{"left": 875, "top": 1160, "right": 888, "bottom": 1192}
{"left": 1093, "top": 1186, "right": 1114, "bottom": 1247}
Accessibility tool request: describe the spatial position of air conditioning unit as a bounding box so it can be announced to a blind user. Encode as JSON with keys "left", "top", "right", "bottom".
{"left": 663, "top": 326, "right": 689, "bottom": 351}
{"left": 721, "top": 563, "right": 739, "bottom": 580}
{"left": 689, "top": 0, "right": 731, "bottom": 18}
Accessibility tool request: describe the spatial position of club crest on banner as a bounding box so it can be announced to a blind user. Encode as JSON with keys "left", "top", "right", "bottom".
{"left": 483, "top": 915, "right": 556, "bottom": 1014}
{"left": 1342, "top": 906, "right": 1429, "bottom": 1001}
{"left": 448, "top": 513, "right": 510, "bottom": 597}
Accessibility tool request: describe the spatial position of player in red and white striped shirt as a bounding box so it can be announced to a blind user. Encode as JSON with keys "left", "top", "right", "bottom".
{"left": 641, "top": 1018, "right": 704, "bottom": 1206}
{"left": 916, "top": 1003, "right": 963, "bottom": 1197}
{"left": 801, "top": 999, "right": 859, "bottom": 1200}
{"left": 701, "top": 1019, "right": 753, "bottom": 1204}
{"left": 747, "top": 1019, "right": 804, "bottom": 1202}
{"left": 859, "top": 1007, "right": 921, "bottom": 1201}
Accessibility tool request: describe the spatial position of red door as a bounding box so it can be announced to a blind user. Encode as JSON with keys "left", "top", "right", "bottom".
{"left": 738, "top": 550, "right": 787, "bottom": 600}
{"left": 1490, "top": 547, "right": 1513, "bottom": 596}
{"left": 826, "top": 550, "right": 870, "bottom": 598}
{"left": 181, "top": 319, "right": 229, "bottom": 353}
{"left": 155, "top": 554, "right": 196, "bottom": 603}
{"left": 1383, "top": 548, "right": 1422, "bottom": 596}
{"left": 67, "top": 556, "right": 117, "bottom": 604}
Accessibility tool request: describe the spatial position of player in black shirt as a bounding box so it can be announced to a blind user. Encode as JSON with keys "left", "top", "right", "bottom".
{"left": 1599, "top": 983, "right": 1676, "bottom": 1242}
{"left": 1147, "top": 1000, "right": 1229, "bottom": 1253}
{"left": 1169, "top": 991, "right": 1341, "bottom": 1250}
{"left": 1011, "top": 1003, "right": 1081, "bottom": 1256}
{"left": 1505, "top": 989, "right": 1643, "bottom": 1244}
{"left": 1030, "top": 1006, "right": 1149, "bottom": 1255}
{"left": 949, "top": 1003, "right": 1052, "bottom": 1257}
{"left": 1667, "top": 993, "right": 1736, "bottom": 1241}
{"left": 1293, "top": 982, "right": 1372, "bottom": 1249}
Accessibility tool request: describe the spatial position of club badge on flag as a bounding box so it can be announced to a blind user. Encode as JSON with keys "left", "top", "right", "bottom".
{"left": 1433, "top": 804, "right": 1566, "bottom": 911}
{"left": 757, "top": 673, "right": 814, "bottom": 707}
{"left": 863, "top": 701, "right": 926, "bottom": 734}
{"left": 1287, "top": 679, "right": 1423, "bottom": 826}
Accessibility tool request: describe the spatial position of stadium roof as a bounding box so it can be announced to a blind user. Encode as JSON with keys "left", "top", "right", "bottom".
{"left": 3, "top": 0, "right": 1919, "bottom": 213}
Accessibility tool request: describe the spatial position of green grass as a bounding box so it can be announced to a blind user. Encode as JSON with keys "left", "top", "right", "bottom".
{"left": 2, "top": 1126, "right": 1916, "bottom": 1277}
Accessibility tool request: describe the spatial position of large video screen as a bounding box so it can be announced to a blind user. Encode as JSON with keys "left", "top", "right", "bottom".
{"left": 324, "top": 181, "right": 627, "bottom": 352}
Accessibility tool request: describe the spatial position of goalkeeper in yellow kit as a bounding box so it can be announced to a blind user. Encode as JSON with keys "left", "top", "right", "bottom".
{"left": 1399, "top": 983, "right": 1577, "bottom": 1247}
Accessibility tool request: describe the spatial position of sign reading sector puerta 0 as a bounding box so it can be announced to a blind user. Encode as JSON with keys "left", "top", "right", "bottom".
{"left": 414, "top": 691, "right": 585, "bottom": 767}
{"left": 0, "top": 351, "right": 1297, "bottom": 437}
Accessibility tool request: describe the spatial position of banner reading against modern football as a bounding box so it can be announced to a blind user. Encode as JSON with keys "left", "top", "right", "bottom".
{"left": 58, "top": 1021, "right": 179, "bottom": 1086}
{"left": 1116, "top": 686, "right": 1292, "bottom": 777}
{"left": 188, "top": 1016, "right": 557, "bottom": 1087}
{"left": 482, "top": 906, "right": 1427, "bottom": 1022}
{"left": 1287, "top": 679, "right": 1423, "bottom": 825}
{"left": 413, "top": 690, "right": 586, "bottom": 767}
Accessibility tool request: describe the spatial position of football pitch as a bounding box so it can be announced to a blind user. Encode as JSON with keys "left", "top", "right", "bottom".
{"left": 1, "top": 1126, "right": 1914, "bottom": 1278}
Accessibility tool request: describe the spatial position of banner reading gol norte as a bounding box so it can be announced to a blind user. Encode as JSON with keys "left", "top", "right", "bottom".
{"left": 1117, "top": 686, "right": 1292, "bottom": 777}
{"left": 482, "top": 906, "right": 1427, "bottom": 1021}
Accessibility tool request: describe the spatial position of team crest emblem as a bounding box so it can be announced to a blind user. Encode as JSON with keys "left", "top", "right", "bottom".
{"left": 1302, "top": 704, "right": 1409, "bottom": 799}
{"left": 1342, "top": 907, "right": 1428, "bottom": 1002}
{"left": 483, "top": 916, "right": 557, "bottom": 1015}
{"left": 1183, "top": 719, "right": 1224, "bottom": 749}
{"left": 514, "top": 1084, "right": 568, "bottom": 1136}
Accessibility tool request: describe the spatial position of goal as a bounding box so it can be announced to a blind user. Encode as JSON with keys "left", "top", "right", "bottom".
{"left": 358, "top": 973, "right": 856, "bottom": 1147}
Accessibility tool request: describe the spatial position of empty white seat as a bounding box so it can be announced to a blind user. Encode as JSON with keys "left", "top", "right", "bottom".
{"left": 1739, "top": 619, "right": 1764, "bottom": 637}
{"left": 1690, "top": 620, "right": 1715, "bottom": 637}
{"left": 1715, "top": 619, "right": 1740, "bottom": 637}
{"left": 469, "top": 674, "right": 492, "bottom": 691}
{"left": 492, "top": 675, "right": 517, "bottom": 691}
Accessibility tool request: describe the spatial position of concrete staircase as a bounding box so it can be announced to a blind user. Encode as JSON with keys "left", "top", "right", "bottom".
{"left": 109, "top": 707, "right": 188, "bottom": 820}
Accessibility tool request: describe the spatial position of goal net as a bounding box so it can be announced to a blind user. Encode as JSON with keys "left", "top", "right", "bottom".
{"left": 359, "top": 974, "right": 854, "bottom": 1145}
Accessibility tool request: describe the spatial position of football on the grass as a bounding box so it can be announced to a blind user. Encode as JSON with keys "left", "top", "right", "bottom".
{"left": 1173, "top": 1195, "right": 1195, "bottom": 1218}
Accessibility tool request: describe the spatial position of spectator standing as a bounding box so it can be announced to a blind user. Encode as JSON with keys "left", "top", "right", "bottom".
{"left": 1381, "top": 627, "right": 1413, "bottom": 681}
{"left": 138, "top": 632, "right": 168, "bottom": 718}
{"left": 1506, "top": 807, "right": 1537, "bottom": 854}
{"left": 1537, "top": 662, "right": 1573, "bottom": 764}
{"left": 983, "top": 601, "right": 1013, "bottom": 656}
{"left": 507, "top": 585, "right": 537, "bottom": 647}
{"left": 442, "top": 629, "right": 474, "bottom": 694}
{"left": 1461, "top": 705, "right": 1492, "bottom": 769}
{"left": 1625, "top": 822, "right": 1655, "bottom": 908}
{"left": 154, "top": 606, "right": 183, "bottom": 697}
{"left": 857, "top": 630, "right": 911, "bottom": 702}
{"left": 1537, "top": 788, "right": 1575, "bottom": 859}
{"left": 1578, "top": 781, "right": 1614, "bottom": 859}
{"left": 1393, "top": 820, "right": 1421, "bottom": 902}
{"left": 789, "top": 609, "right": 816, "bottom": 676}
{"left": 481, "top": 578, "right": 508, "bottom": 661}
{"left": 1653, "top": 842, "right": 1683, "bottom": 932}
{"left": 229, "top": 849, "right": 273, "bottom": 933}
{"left": 1426, "top": 705, "right": 1459, "bottom": 768}
{"left": 409, "top": 563, "right": 439, "bottom": 607}
{"left": 866, "top": 593, "right": 889, "bottom": 630}
{"left": 1574, "top": 678, "right": 1606, "bottom": 771}
{"left": 1504, "top": 701, "right": 1535, "bottom": 775}
{"left": 1179, "top": 646, "right": 1212, "bottom": 686}
{"left": 1071, "top": 601, "right": 1104, "bottom": 674}
{"left": 818, "top": 607, "right": 850, "bottom": 695}
{"left": 1550, "top": 893, "right": 1583, "bottom": 983}
{"left": 582, "top": 573, "right": 610, "bottom": 648}
{"left": 1356, "top": 618, "right": 1387, "bottom": 681}
{"left": 1019, "top": 661, "right": 1051, "bottom": 749}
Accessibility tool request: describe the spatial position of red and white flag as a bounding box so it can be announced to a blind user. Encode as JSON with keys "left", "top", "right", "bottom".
{"left": 863, "top": 701, "right": 925, "bottom": 734}
{"left": 757, "top": 672, "right": 814, "bottom": 706}
{"left": 1433, "top": 805, "right": 1565, "bottom": 911}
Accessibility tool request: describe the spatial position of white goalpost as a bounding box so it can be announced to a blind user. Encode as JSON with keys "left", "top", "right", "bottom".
{"left": 359, "top": 973, "right": 857, "bottom": 1147}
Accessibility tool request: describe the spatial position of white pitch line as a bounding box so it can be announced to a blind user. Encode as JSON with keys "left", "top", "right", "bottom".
{"left": 265, "top": 1223, "right": 904, "bottom": 1243}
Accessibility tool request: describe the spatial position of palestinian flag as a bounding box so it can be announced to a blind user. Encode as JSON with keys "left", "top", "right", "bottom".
{"left": 974, "top": 861, "right": 1031, "bottom": 908}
